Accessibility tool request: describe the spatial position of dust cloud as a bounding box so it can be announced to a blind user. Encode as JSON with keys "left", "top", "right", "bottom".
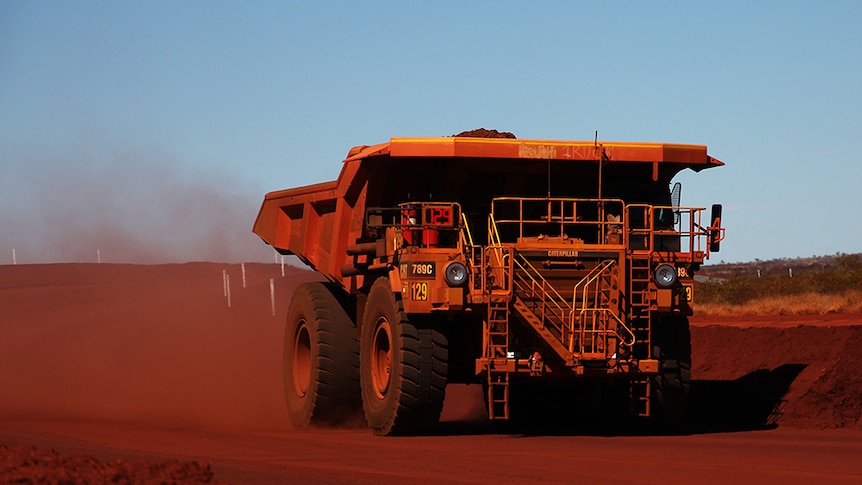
{"left": 0, "top": 147, "right": 277, "bottom": 264}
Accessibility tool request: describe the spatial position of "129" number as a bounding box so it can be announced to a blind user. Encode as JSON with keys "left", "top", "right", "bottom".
{"left": 411, "top": 282, "right": 428, "bottom": 301}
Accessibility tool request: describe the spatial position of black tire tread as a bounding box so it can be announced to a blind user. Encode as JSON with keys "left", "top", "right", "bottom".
{"left": 284, "top": 282, "right": 360, "bottom": 427}
{"left": 651, "top": 315, "right": 692, "bottom": 428}
{"left": 361, "top": 278, "right": 447, "bottom": 436}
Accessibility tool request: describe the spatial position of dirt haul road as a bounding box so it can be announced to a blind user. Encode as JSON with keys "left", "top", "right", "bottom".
{"left": 1, "top": 263, "right": 861, "bottom": 484}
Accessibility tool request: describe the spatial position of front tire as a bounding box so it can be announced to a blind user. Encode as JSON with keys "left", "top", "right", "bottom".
{"left": 284, "top": 282, "right": 360, "bottom": 428}
{"left": 360, "top": 277, "right": 448, "bottom": 436}
{"left": 651, "top": 315, "right": 692, "bottom": 429}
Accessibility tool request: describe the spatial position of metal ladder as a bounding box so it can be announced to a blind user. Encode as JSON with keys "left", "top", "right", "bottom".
{"left": 628, "top": 255, "right": 651, "bottom": 319}
{"left": 628, "top": 254, "right": 652, "bottom": 416}
{"left": 486, "top": 295, "right": 510, "bottom": 420}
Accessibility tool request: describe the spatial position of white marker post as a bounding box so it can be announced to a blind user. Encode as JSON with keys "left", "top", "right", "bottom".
{"left": 12, "top": 248, "right": 16, "bottom": 265}
{"left": 97, "top": 249, "right": 101, "bottom": 264}
{"left": 270, "top": 278, "right": 276, "bottom": 316}
{"left": 226, "top": 273, "right": 232, "bottom": 308}
{"left": 281, "top": 256, "right": 285, "bottom": 277}
{"left": 241, "top": 263, "right": 247, "bottom": 288}
{"left": 222, "top": 269, "right": 228, "bottom": 297}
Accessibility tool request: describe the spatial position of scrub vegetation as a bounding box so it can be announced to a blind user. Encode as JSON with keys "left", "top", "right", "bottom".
{"left": 695, "top": 253, "right": 862, "bottom": 316}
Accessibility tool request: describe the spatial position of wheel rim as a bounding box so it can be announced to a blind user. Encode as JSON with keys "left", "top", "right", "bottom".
{"left": 370, "top": 317, "right": 392, "bottom": 399}
{"left": 292, "top": 319, "right": 312, "bottom": 397}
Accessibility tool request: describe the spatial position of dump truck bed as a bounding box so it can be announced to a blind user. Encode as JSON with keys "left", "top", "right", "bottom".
{"left": 253, "top": 137, "right": 723, "bottom": 288}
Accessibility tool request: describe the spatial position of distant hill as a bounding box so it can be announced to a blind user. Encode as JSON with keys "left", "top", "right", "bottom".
{"left": 699, "top": 253, "right": 862, "bottom": 280}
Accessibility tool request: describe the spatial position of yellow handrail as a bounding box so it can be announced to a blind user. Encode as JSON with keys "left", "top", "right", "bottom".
{"left": 578, "top": 309, "right": 636, "bottom": 347}
{"left": 490, "top": 213, "right": 571, "bottom": 337}
{"left": 461, "top": 212, "right": 475, "bottom": 247}
{"left": 569, "top": 260, "right": 636, "bottom": 352}
{"left": 572, "top": 260, "right": 617, "bottom": 310}
{"left": 484, "top": 214, "right": 512, "bottom": 294}
{"left": 513, "top": 253, "right": 571, "bottom": 312}
{"left": 488, "top": 213, "right": 503, "bottom": 246}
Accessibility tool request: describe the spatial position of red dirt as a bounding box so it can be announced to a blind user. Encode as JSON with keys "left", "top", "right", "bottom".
{"left": 1, "top": 263, "right": 861, "bottom": 483}
{"left": 453, "top": 128, "right": 517, "bottom": 138}
{"left": 0, "top": 443, "right": 221, "bottom": 484}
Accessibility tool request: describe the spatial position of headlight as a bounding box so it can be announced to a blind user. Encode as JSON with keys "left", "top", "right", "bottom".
{"left": 444, "top": 262, "right": 468, "bottom": 287}
{"left": 654, "top": 264, "right": 677, "bottom": 288}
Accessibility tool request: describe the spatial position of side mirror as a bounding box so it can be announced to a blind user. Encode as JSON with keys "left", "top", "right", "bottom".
{"left": 709, "top": 204, "right": 723, "bottom": 253}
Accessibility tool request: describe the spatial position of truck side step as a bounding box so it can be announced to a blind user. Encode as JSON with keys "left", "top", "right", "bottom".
{"left": 631, "top": 378, "right": 651, "bottom": 417}
{"left": 488, "top": 375, "right": 509, "bottom": 420}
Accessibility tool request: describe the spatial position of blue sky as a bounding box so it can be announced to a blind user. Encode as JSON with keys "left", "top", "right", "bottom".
{"left": 1, "top": 1, "right": 860, "bottom": 264}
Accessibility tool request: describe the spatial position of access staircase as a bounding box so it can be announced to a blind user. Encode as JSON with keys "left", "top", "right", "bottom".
{"left": 511, "top": 252, "right": 575, "bottom": 365}
{"left": 476, "top": 214, "right": 640, "bottom": 419}
{"left": 506, "top": 253, "right": 635, "bottom": 367}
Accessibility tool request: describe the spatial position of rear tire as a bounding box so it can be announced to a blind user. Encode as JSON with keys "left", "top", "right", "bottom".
{"left": 360, "top": 277, "right": 448, "bottom": 436}
{"left": 283, "top": 282, "right": 360, "bottom": 428}
{"left": 651, "top": 315, "right": 692, "bottom": 429}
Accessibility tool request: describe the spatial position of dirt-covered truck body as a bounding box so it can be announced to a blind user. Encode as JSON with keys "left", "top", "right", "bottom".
{"left": 254, "top": 134, "right": 725, "bottom": 435}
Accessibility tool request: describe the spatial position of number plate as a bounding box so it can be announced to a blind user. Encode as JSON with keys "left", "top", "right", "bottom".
{"left": 406, "top": 262, "right": 436, "bottom": 278}
{"left": 680, "top": 284, "right": 694, "bottom": 302}
{"left": 425, "top": 206, "right": 454, "bottom": 226}
{"left": 411, "top": 282, "right": 428, "bottom": 301}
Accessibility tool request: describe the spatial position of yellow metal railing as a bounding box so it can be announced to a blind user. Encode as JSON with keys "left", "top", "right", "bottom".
{"left": 484, "top": 214, "right": 513, "bottom": 294}
{"left": 488, "top": 213, "right": 571, "bottom": 341}
{"left": 570, "top": 260, "right": 635, "bottom": 355}
{"left": 626, "top": 204, "right": 711, "bottom": 256}
{"left": 511, "top": 253, "right": 572, "bottom": 341}
{"left": 490, "top": 197, "right": 626, "bottom": 245}
{"left": 461, "top": 212, "right": 475, "bottom": 247}
{"left": 487, "top": 196, "right": 715, "bottom": 258}
{"left": 460, "top": 213, "right": 486, "bottom": 296}
{"left": 573, "top": 260, "right": 617, "bottom": 310}
{"left": 515, "top": 253, "right": 570, "bottom": 308}
{"left": 488, "top": 213, "right": 503, "bottom": 246}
